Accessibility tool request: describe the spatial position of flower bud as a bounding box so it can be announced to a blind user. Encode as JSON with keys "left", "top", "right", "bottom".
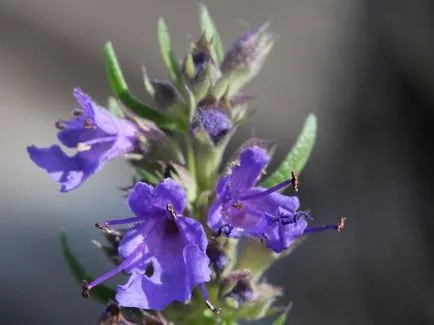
{"left": 182, "top": 35, "right": 221, "bottom": 101}
{"left": 206, "top": 241, "right": 229, "bottom": 273}
{"left": 221, "top": 23, "right": 275, "bottom": 76}
{"left": 190, "top": 105, "right": 232, "bottom": 145}
{"left": 151, "top": 80, "right": 179, "bottom": 109}
{"left": 215, "top": 23, "right": 276, "bottom": 97}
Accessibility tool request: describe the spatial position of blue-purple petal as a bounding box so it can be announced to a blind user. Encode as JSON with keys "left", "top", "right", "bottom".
{"left": 263, "top": 207, "right": 308, "bottom": 253}
{"left": 116, "top": 216, "right": 210, "bottom": 310}
{"left": 27, "top": 144, "right": 102, "bottom": 192}
{"left": 230, "top": 146, "right": 269, "bottom": 191}
{"left": 154, "top": 179, "right": 187, "bottom": 213}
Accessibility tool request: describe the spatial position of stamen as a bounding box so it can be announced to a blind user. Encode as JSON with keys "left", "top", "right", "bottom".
{"left": 205, "top": 300, "right": 221, "bottom": 314}
{"left": 199, "top": 283, "right": 221, "bottom": 314}
{"left": 239, "top": 176, "right": 296, "bottom": 201}
{"left": 97, "top": 216, "right": 144, "bottom": 228}
{"left": 82, "top": 246, "right": 141, "bottom": 297}
{"left": 291, "top": 171, "right": 299, "bottom": 192}
{"left": 303, "top": 217, "right": 347, "bottom": 234}
{"left": 232, "top": 202, "right": 244, "bottom": 210}
{"left": 167, "top": 203, "right": 177, "bottom": 220}
{"left": 72, "top": 108, "right": 84, "bottom": 116}
{"left": 83, "top": 118, "right": 95, "bottom": 129}
{"left": 55, "top": 121, "right": 67, "bottom": 130}
{"left": 81, "top": 280, "right": 90, "bottom": 298}
{"left": 95, "top": 222, "right": 111, "bottom": 232}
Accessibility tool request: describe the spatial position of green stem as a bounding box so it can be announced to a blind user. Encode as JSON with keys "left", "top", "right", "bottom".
{"left": 186, "top": 137, "right": 197, "bottom": 179}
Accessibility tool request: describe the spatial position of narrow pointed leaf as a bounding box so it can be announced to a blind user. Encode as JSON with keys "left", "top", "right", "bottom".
{"left": 142, "top": 66, "right": 156, "bottom": 97}
{"left": 136, "top": 168, "right": 160, "bottom": 185}
{"left": 60, "top": 231, "right": 115, "bottom": 303}
{"left": 272, "top": 311, "right": 289, "bottom": 325}
{"left": 185, "top": 85, "right": 196, "bottom": 123}
{"left": 272, "top": 304, "right": 293, "bottom": 325}
{"left": 103, "top": 42, "right": 176, "bottom": 130}
{"left": 261, "top": 114, "right": 317, "bottom": 187}
{"left": 198, "top": 3, "right": 224, "bottom": 63}
{"left": 157, "top": 18, "right": 184, "bottom": 88}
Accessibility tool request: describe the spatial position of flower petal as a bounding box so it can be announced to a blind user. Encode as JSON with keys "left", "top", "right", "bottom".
{"left": 263, "top": 207, "right": 308, "bottom": 253}
{"left": 73, "top": 88, "right": 119, "bottom": 135}
{"left": 27, "top": 141, "right": 112, "bottom": 192}
{"left": 230, "top": 146, "right": 269, "bottom": 192}
{"left": 127, "top": 182, "right": 159, "bottom": 217}
{"left": 154, "top": 178, "right": 187, "bottom": 213}
{"left": 248, "top": 187, "right": 300, "bottom": 214}
{"left": 116, "top": 217, "right": 210, "bottom": 310}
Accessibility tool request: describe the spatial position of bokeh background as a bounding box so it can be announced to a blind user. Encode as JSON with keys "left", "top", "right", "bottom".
{"left": 1, "top": 0, "right": 433, "bottom": 324}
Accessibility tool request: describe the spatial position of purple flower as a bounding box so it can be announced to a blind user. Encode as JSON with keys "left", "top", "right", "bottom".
{"left": 208, "top": 146, "right": 344, "bottom": 252}
{"left": 27, "top": 88, "right": 138, "bottom": 192}
{"left": 190, "top": 106, "right": 232, "bottom": 144}
{"left": 82, "top": 179, "right": 219, "bottom": 312}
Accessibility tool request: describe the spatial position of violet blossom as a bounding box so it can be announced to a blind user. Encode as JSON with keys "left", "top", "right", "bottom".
{"left": 27, "top": 88, "right": 138, "bottom": 192}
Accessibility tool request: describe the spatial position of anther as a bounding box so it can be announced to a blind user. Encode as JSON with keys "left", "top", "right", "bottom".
{"left": 291, "top": 171, "right": 299, "bottom": 192}
{"left": 205, "top": 300, "right": 221, "bottom": 314}
{"left": 55, "top": 121, "right": 67, "bottom": 130}
{"left": 337, "top": 216, "right": 347, "bottom": 232}
{"left": 72, "top": 108, "right": 84, "bottom": 116}
{"left": 83, "top": 118, "right": 94, "bottom": 128}
{"left": 95, "top": 222, "right": 111, "bottom": 232}
{"left": 167, "top": 203, "right": 177, "bottom": 220}
{"left": 81, "top": 280, "right": 90, "bottom": 298}
{"left": 232, "top": 202, "right": 244, "bottom": 210}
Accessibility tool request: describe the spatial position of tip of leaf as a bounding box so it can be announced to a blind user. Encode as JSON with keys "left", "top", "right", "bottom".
{"left": 104, "top": 41, "right": 114, "bottom": 52}
{"left": 198, "top": 2, "right": 209, "bottom": 13}
{"left": 157, "top": 16, "right": 168, "bottom": 30}
{"left": 306, "top": 112, "right": 317, "bottom": 122}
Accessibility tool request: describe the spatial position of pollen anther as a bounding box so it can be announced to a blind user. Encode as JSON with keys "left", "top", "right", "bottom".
{"left": 337, "top": 216, "right": 347, "bottom": 232}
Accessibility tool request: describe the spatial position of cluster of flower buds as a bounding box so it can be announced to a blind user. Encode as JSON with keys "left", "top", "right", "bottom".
{"left": 29, "top": 4, "right": 346, "bottom": 325}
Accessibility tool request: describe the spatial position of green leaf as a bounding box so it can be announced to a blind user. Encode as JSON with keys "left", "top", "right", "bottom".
{"left": 103, "top": 42, "right": 176, "bottom": 130}
{"left": 136, "top": 168, "right": 160, "bottom": 185}
{"left": 198, "top": 3, "right": 225, "bottom": 63}
{"left": 272, "top": 304, "right": 293, "bottom": 325}
{"left": 184, "top": 85, "right": 196, "bottom": 123}
{"left": 157, "top": 18, "right": 184, "bottom": 89}
{"left": 60, "top": 231, "right": 115, "bottom": 304}
{"left": 261, "top": 114, "right": 317, "bottom": 187}
{"left": 272, "top": 312, "right": 288, "bottom": 325}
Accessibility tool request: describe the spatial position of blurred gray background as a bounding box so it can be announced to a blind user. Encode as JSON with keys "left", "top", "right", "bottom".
{"left": 1, "top": 0, "right": 433, "bottom": 324}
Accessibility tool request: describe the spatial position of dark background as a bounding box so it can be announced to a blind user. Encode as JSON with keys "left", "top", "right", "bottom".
{"left": 0, "top": 0, "right": 433, "bottom": 324}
